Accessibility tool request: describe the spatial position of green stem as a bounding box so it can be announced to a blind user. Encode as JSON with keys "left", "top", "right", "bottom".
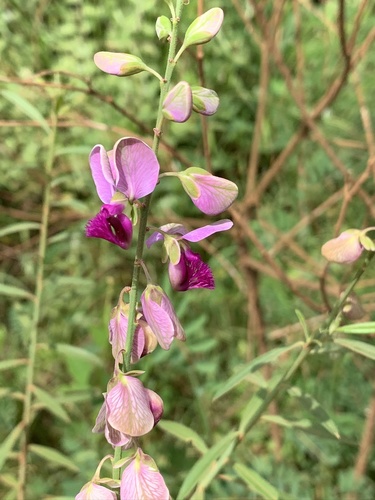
{"left": 115, "top": 0, "right": 186, "bottom": 476}
{"left": 123, "top": 0, "right": 185, "bottom": 371}
{"left": 17, "top": 110, "right": 57, "bottom": 500}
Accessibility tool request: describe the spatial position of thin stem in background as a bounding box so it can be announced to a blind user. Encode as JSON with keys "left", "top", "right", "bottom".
{"left": 17, "top": 107, "right": 57, "bottom": 500}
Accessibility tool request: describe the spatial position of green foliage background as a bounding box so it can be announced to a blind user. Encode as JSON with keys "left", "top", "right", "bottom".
{"left": 1, "top": 0, "right": 375, "bottom": 499}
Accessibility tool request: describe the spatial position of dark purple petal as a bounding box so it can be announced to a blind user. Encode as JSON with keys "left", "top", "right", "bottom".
{"left": 85, "top": 203, "right": 132, "bottom": 249}
{"left": 169, "top": 248, "right": 214, "bottom": 291}
{"left": 183, "top": 219, "right": 233, "bottom": 242}
{"left": 113, "top": 137, "right": 160, "bottom": 201}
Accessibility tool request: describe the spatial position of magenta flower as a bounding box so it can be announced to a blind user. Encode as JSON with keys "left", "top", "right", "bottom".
{"left": 168, "top": 247, "right": 214, "bottom": 291}
{"left": 106, "top": 374, "right": 163, "bottom": 437}
{"left": 168, "top": 167, "right": 238, "bottom": 215}
{"left": 86, "top": 203, "right": 133, "bottom": 249}
{"left": 109, "top": 304, "right": 157, "bottom": 362}
{"left": 89, "top": 138, "right": 160, "bottom": 204}
{"left": 147, "top": 220, "right": 233, "bottom": 291}
{"left": 76, "top": 481, "right": 117, "bottom": 500}
{"left": 120, "top": 448, "right": 169, "bottom": 500}
{"left": 141, "top": 284, "right": 185, "bottom": 350}
{"left": 87, "top": 137, "right": 159, "bottom": 248}
{"left": 162, "top": 81, "right": 192, "bottom": 123}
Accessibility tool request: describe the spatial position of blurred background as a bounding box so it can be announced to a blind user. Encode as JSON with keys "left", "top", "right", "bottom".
{"left": 1, "top": 0, "right": 375, "bottom": 498}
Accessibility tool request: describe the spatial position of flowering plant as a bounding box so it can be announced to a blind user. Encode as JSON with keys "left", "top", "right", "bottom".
{"left": 76, "top": 3, "right": 236, "bottom": 498}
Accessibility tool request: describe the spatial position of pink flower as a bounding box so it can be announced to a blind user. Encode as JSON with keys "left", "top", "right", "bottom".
{"left": 93, "top": 382, "right": 163, "bottom": 446}
{"left": 89, "top": 138, "right": 160, "bottom": 204}
{"left": 86, "top": 203, "right": 133, "bottom": 249}
{"left": 146, "top": 220, "right": 233, "bottom": 291}
{"left": 76, "top": 481, "right": 117, "bottom": 500}
{"left": 141, "top": 285, "right": 185, "bottom": 350}
{"left": 120, "top": 448, "right": 169, "bottom": 500}
{"left": 321, "top": 230, "right": 364, "bottom": 264}
{"left": 176, "top": 167, "right": 238, "bottom": 215}
{"left": 87, "top": 137, "right": 159, "bottom": 248}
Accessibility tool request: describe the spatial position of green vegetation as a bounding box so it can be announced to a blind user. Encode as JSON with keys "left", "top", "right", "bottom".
{"left": 1, "top": 1, "right": 374, "bottom": 498}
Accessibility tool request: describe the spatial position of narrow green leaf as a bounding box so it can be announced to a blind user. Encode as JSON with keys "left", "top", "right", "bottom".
{"left": 334, "top": 337, "right": 375, "bottom": 360}
{"left": 0, "top": 422, "right": 23, "bottom": 471}
{"left": 0, "top": 284, "right": 34, "bottom": 301}
{"left": 335, "top": 322, "right": 375, "bottom": 335}
{"left": 177, "top": 431, "right": 238, "bottom": 500}
{"left": 287, "top": 387, "right": 340, "bottom": 438}
{"left": 239, "top": 372, "right": 285, "bottom": 435}
{"left": 32, "top": 385, "right": 71, "bottom": 423}
{"left": 0, "top": 473, "right": 18, "bottom": 489}
{"left": 158, "top": 420, "right": 207, "bottom": 454}
{"left": 295, "top": 309, "right": 309, "bottom": 340}
{"left": 214, "top": 343, "right": 301, "bottom": 401}
{"left": 28, "top": 444, "right": 79, "bottom": 472}
{"left": 197, "top": 438, "right": 235, "bottom": 491}
{"left": 53, "top": 343, "right": 104, "bottom": 368}
{"left": 1, "top": 90, "right": 51, "bottom": 134}
{"left": 234, "top": 463, "right": 279, "bottom": 500}
{"left": 0, "top": 359, "right": 28, "bottom": 371}
{"left": 0, "top": 222, "right": 40, "bottom": 238}
{"left": 261, "top": 415, "right": 340, "bottom": 440}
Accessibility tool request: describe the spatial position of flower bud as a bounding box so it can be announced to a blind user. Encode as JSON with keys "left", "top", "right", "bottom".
{"left": 94, "top": 51, "right": 147, "bottom": 76}
{"left": 182, "top": 8, "right": 224, "bottom": 48}
{"left": 156, "top": 15, "right": 172, "bottom": 41}
{"left": 321, "top": 230, "right": 363, "bottom": 264}
{"left": 192, "top": 86, "right": 219, "bottom": 116}
{"left": 177, "top": 167, "right": 238, "bottom": 215}
{"left": 162, "top": 81, "right": 192, "bottom": 123}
